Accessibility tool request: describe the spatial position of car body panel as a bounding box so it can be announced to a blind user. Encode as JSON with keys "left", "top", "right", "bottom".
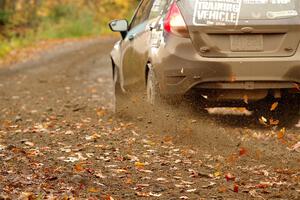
{"left": 150, "top": 34, "right": 300, "bottom": 94}
{"left": 110, "top": 0, "right": 300, "bottom": 102}
{"left": 178, "top": 0, "right": 300, "bottom": 58}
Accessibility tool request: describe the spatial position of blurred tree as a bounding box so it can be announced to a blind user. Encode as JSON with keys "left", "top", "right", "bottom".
{"left": 0, "top": 0, "right": 138, "bottom": 39}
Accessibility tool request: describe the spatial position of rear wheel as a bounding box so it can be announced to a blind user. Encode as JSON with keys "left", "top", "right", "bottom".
{"left": 146, "top": 69, "right": 161, "bottom": 105}
{"left": 146, "top": 68, "right": 183, "bottom": 106}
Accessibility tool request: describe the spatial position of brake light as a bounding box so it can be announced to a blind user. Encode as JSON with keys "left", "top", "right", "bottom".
{"left": 164, "top": 2, "right": 189, "bottom": 38}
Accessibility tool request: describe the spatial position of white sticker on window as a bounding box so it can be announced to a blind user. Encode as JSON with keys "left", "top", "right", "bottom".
{"left": 152, "top": 0, "right": 162, "bottom": 12}
{"left": 266, "top": 10, "right": 298, "bottom": 19}
{"left": 270, "top": 0, "right": 291, "bottom": 4}
{"left": 243, "top": 0, "right": 292, "bottom": 4}
{"left": 193, "top": 0, "right": 242, "bottom": 26}
{"left": 243, "top": 0, "right": 268, "bottom": 4}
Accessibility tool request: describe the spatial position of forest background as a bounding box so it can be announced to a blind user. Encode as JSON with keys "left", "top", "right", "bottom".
{"left": 0, "top": 0, "right": 138, "bottom": 58}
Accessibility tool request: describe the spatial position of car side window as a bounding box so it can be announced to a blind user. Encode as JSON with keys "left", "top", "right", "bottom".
{"left": 130, "top": 0, "right": 154, "bottom": 29}
{"left": 149, "top": 0, "right": 168, "bottom": 19}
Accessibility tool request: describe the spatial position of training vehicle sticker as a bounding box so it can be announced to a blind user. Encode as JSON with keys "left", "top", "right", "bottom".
{"left": 193, "top": 0, "right": 242, "bottom": 26}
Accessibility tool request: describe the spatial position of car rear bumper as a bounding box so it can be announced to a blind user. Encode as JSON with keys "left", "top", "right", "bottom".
{"left": 152, "top": 37, "right": 300, "bottom": 96}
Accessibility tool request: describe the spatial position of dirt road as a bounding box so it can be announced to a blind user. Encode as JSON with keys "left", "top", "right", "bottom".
{"left": 0, "top": 38, "right": 299, "bottom": 199}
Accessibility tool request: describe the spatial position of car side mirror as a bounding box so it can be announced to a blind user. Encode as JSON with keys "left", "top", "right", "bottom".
{"left": 109, "top": 19, "right": 128, "bottom": 39}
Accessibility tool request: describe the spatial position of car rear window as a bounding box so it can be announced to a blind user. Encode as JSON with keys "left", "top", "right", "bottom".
{"left": 182, "top": 0, "right": 299, "bottom": 26}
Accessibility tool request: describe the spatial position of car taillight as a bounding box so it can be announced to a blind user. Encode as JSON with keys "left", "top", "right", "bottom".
{"left": 164, "top": 2, "right": 189, "bottom": 38}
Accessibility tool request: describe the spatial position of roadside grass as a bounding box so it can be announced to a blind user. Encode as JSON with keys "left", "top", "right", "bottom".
{"left": 0, "top": 34, "right": 36, "bottom": 58}
{"left": 0, "top": 4, "right": 110, "bottom": 59}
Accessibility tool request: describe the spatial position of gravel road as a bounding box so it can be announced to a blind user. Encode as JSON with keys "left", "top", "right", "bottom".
{"left": 0, "top": 38, "right": 299, "bottom": 200}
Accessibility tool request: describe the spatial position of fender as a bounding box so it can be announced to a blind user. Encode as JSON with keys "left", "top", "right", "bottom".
{"left": 110, "top": 40, "right": 126, "bottom": 92}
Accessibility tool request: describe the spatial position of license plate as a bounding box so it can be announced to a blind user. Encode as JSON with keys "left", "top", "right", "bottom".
{"left": 230, "top": 35, "right": 263, "bottom": 52}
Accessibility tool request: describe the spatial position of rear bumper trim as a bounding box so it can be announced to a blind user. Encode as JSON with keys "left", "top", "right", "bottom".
{"left": 195, "top": 81, "right": 298, "bottom": 90}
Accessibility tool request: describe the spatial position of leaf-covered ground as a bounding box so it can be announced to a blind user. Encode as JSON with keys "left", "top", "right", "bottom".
{"left": 0, "top": 38, "right": 299, "bottom": 200}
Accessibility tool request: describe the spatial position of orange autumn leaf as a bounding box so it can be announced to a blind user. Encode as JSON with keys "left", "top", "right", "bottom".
{"left": 104, "top": 195, "right": 115, "bottom": 200}
{"left": 125, "top": 178, "right": 133, "bottom": 184}
{"left": 218, "top": 186, "right": 227, "bottom": 193}
{"left": 270, "top": 102, "right": 279, "bottom": 111}
{"left": 277, "top": 128, "right": 286, "bottom": 139}
{"left": 270, "top": 118, "right": 280, "bottom": 126}
{"left": 239, "top": 147, "right": 247, "bottom": 156}
{"left": 243, "top": 95, "right": 249, "bottom": 104}
{"left": 135, "top": 162, "right": 145, "bottom": 168}
{"left": 74, "top": 163, "right": 84, "bottom": 172}
{"left": 88, "top": 187, "right": 100, "bottom": 193}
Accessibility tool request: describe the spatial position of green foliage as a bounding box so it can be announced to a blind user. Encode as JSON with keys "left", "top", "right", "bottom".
{"left": 0, "top": 10, "right": 10, "bottom": 25}
{"left": 38, "top": 5, "right": 100, "bottom": 39}
{"left": 0, "top": 36, "right": 33, "bottom": 58}
{"left": 0, "top": 0, "right": 138, "bottom": 59}
{"left": 49, "top": 4, "right": 74, "bottom": 22}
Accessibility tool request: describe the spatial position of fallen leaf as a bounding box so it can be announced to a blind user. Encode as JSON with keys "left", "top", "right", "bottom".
{"left": 19, "top": 192, "right": 35, "bottom": 200}
{"left": 271, "top": 102, "right": 279, "bottom": 111}
{"left": 180, "top": 196, "right": 189, "bottom": 200}
{"left": 218, "top": 186, "right": 227, "bottom": 193}
{"left": 259, "top": 116, "right": 268, "bottom": 126}
{"left": 24, "top": 141, "right": 34, "bottom": 147}
{"left": 277, "top": 128, "right": 286, "bottom": 139}
{"left": 85, "top": 133, "right": 101, "bottom": 141}
{"left": 225, "top": 173, "right": 236, "bottom": 182}
{"left": 202, "top": 182, "right": 216, "bottom": 189}
{"left": 74, "top": 163, "right": 84, "bottom": 172}
{"left": 186, "top": 189, "right": 196, "bottom": 193}
{"left": 270, "top": 118, "right": 280, "bottom": 126}
{"left": 138, "top": 169, "right": 153, "bottom": 173}
{"left": 149, "top": 192, "right": 162, "bottom": 197}
{"left": 214, "top": 171, "right": 221, "bottom": 178}
{"left": 234, "top": 184, "right": 239, "bottom": 193}
{"left": 96, "top": 108, "right": 107, "bottom": 117}
{"left": 88, "top": 187, "right": 100, "bottom": 193}
{"left": 156, "top": 177, "right": 167, "bottom": 182}
{"left": 239, "top": 147, "right": 247, "bottom": 156}
{"left": 111, "top": 169, "right": 127, "bottom": 174}
{"left": 136, "top": 183, "right": 150, "bottom": 188}
{"left": 125, "top": 178, "right": 133, "bottom": 184}
{"left": 95, "top": 171, "right": 107, "bottom": 179}
{"left": 104, "top": 195, "right": 115, "bottom": 200}
{"left": 288, "top": 141, "right": 300, "bottom": 152}
{"left": 243, "top": 95, "right": 249, "bottom": 104}
{"left": 249, "top": 190, "right": 263, "bottom": 198}
{"left": 135, "top": 162, "right": 145, "bottom": 168}
{"left": 62, "top": 157, "right": 80, "bottom": 163}
{"left": 256, "top": 183, "right": 270, "bottom": 189}
{"left": 65, "top": 130, "right": 74, "bottom": 135}
{"left": 136, "top": 192, "right": 150, "bottom": 197}
{"left": 175, "top": 159, "right": 182, "bottom": 164}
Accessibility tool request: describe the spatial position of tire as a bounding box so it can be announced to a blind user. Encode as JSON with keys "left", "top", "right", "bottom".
{"left": 146, "top": 69, "right": 162, "bottom": 105}
{"left": 146, "top": 68, "right": 182, "bottom": 106}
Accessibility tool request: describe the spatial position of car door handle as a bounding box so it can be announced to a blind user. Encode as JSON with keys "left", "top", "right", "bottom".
{"left": 128, "top": 34, "right": 136, "bottom": 41}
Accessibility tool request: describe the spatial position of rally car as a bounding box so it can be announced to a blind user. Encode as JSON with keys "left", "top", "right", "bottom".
{"left": 109, "top": 0, "right": 300, "bottom": 121}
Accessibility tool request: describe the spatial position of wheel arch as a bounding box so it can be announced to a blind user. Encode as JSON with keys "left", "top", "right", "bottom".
{"left": 111, "top": 57, "right": 116, "bottom": 78}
